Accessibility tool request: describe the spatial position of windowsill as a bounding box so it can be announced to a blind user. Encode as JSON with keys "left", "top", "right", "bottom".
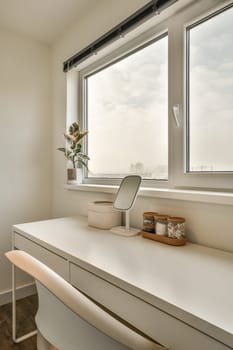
{"left": 64, "top": 183, "right": 233, "bottom": 206}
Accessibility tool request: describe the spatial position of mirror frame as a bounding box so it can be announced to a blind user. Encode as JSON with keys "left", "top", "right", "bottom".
{"left": 113, "top": 175, "right": 142, "bottom": 211}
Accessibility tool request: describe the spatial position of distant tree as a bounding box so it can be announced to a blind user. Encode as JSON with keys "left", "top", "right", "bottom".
{"left": 135, "top": 162, "right": 144, "bottom": 174}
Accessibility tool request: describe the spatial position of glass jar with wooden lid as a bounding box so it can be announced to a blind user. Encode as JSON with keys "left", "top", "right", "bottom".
{"left": 168, "top": 217, "right": 185, "bottom": 239}
{"left": 154, "top": 214, "right": 170, "bottom": 236}
{"left": 143, "top": 212, "right": 157, "bottom": 233}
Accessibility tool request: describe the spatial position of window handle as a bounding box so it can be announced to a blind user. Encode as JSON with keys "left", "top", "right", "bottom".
{"left": 172, "top": 104, "right": 180, "bottom": 127}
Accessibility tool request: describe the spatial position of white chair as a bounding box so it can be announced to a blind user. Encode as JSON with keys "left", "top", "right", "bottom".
{"left": 6, "top": 250, "right": 167, "bottom": 350}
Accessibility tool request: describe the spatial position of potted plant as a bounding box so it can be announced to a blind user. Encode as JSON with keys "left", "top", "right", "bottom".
{"left": 57, "top": 122, "right": 89, "bottom": 183}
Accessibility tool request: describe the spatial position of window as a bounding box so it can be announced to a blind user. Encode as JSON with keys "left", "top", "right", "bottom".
{"left": 72, "top": 1, "right": 233, "bottom": 190}
{"left": 85, "top": 35, "right": 168, "bottom": 181}
{"left": 187, "top": 5, "right": 233, "bottom": 173}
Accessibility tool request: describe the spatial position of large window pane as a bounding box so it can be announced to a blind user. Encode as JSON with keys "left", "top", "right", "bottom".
{"left": 86, "top": 35, "right": 168, "bottom": 179}
{"left": 188, "top": 6, "right": 233, "bottom": 172}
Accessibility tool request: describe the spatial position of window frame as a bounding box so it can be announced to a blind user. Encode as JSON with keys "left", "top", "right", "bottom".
{"left": 173, "top": 0, "right": 233, "bottom": 190}
{"left": 171, "top": 0, "right": 233, "bottom": 191}
{"left": 78, "top": 26, "right": 170, "bottom": 187}
{"left": 72, "top": 0, "right": 233, "bottom": 191}
{"left": 185, "top": 2, "right": 233, "bottom": 176}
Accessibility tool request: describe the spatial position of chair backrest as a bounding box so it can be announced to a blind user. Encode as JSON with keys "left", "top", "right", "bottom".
{"left": 6, "top": 250, "right": 166, "bottom": 350}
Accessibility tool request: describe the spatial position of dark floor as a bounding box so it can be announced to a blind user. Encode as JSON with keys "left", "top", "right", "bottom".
{"left": 0, "top": 295, "right": 38, "bottom": 350}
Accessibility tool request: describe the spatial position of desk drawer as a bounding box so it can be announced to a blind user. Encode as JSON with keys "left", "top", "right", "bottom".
{"left": 70, "top": 262, "right": 230, "bottom": 350}
{"left": 14, "top": 233, "right": 69, "bottom": 280}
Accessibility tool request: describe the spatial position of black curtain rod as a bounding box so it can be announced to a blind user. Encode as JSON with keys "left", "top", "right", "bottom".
{"left": 63, "top": 0, "right": 177, "bottom": 72}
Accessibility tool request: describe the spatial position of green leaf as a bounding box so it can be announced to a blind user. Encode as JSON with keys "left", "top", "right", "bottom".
{"left": 76, "top": 131, "right": 88, "bottom": 143}
{"left": 78, "top": 153, "right": 90, "bottom": 160}
{"left": 69, "top": 122, "right": 79, "bottom": 135}
{"left": 74, "top": 143, "right": 82, "bottom": 152}
{"left": 57, "top": 147, "right": 66, "bottom": 153}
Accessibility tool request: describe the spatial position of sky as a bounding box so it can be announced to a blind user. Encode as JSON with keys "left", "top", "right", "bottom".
{"left": 189, "top": 5, "right": 233, "bottom": 171}
{"left": 86, "top": 5, "right": 233, "bottom": 178}
{"left": 87, "top": 35, "right": 168, "bottom": 178}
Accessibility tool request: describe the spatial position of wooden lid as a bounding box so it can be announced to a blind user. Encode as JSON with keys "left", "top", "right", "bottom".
{"left": 154, "top": 214, "right": 170, "bottom": 220}
{"left": 168, "top": 216, "right": 185, "bottom": 223}
{"left": 143, "top": 212, "right": 157, "bottom": 217}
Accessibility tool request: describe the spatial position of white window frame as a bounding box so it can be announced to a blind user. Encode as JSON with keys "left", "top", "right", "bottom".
{"left": 173, "top": 0, "right": 233, "bottom": 190}
{"left": 78, "top": 25, "right": 170, "bottom": 188}
{"left": 69, "top": 0, "right": 233, "bottom": 191}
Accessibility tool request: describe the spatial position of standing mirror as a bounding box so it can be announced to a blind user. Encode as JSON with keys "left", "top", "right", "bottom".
{"left": 111, "top": 175, "right": 142, "bottom": 237}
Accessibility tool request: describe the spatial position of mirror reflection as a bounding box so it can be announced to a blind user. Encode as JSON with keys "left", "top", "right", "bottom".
{"left": 113, "top": 175, "right": 142, "bottom": 211}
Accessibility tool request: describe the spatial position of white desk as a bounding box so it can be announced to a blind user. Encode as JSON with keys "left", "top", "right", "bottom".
{"left": 12, "top": 216, "right": 233, "bottom": 350}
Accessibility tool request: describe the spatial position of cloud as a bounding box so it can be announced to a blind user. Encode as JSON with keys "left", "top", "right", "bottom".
{"left": 189, "top": 6, "right": 233, "bottom": 170}
{"left": 87, "top": 36, "right": 168, "bottom": 175}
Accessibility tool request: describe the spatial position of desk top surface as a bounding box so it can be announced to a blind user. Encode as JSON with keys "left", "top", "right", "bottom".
{"left": 13, "top": 216, "right": 233, "bottom": 347}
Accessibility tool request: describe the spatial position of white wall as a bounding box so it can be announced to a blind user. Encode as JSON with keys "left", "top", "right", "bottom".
{"left": 51, "top": 0, "right": 152, "bottom": 215}
{"left": 0, "top": 28, "right": 52, "bottom": 296}
{"left": 52, "top": 0, "right": 233, "bottom": 253}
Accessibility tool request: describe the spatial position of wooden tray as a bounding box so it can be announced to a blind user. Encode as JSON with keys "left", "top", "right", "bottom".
{"left": 141, "top": 231, "right": 186, "bottom": 246}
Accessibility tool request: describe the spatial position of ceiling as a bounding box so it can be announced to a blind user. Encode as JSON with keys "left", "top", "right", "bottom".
{"left": 0, "top": 0, "right": 99, "bottom": 45}
{"left": 0, "top": 0, "right": 201, "bottom": 46}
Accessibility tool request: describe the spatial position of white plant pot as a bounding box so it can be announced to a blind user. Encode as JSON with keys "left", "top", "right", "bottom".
{"left": 67, "top": 168, "right": 83, "bottom": 184}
